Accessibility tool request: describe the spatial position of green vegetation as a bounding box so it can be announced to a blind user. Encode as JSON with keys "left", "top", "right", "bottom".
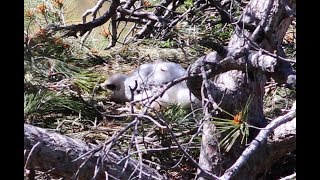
{"left": 211, "top": 95, "right": 252, "bottom": 152}
{"left": 24, "top": 0, "right": 106, "bottom": 125}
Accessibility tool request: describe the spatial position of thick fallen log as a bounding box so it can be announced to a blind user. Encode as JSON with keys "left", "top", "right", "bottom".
{"left": 24, "top": 124, "right": 164, "bottom": 180}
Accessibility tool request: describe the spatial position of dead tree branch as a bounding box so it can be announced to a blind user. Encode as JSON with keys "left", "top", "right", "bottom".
{"left": 196, "top": 109, "right": 221, "bottom": 179}
{"left": 50, "top": 0, "right": 245, "bottom": 48}
{"left": 24, "top": 123, "right": 164, "bottom": 180}
{"left": 52, "top": 0, "right": 120, "bottom": 37}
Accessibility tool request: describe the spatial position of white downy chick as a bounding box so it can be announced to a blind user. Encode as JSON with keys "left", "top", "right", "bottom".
{"left": 100, "top": 61, "right": 201, "bottom": 109}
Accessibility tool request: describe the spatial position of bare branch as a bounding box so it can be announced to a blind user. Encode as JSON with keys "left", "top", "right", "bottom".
{"left": 105, "top": 15, "right": 118, "bottom": 50}
{"left": 279, "top": 172, "right": 296, "bottom": 180}
{"left": 208, "top": 0, "right": 232, "bottom": 23}
{"left": 200, "top": 65, "right": 220, "bottom": 112}
{"left": 79, "top": 0, "right": 107, "bottom": 47}
{"left": 82, "top": 0, "right": 107, "bottom": 23}
{"left": 135, "top": 0, "right": 173, "bottom": 38}
{"left": 52, "top": 0, "right": 120, "bottom": 37}
{"left": 103, "top": 113, "right": 167, "bottom": 129}
{"left": 118, "top": 7, "right": 166, "bottom": 22}
{"left": 154, "top": 114, "right": 220, "bottom": 180}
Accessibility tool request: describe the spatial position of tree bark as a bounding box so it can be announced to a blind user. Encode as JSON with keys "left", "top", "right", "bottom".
{"left": 186, "top": 0, "right": 296, "bottom": 177}
{"left": 196, "top": 121, "right": 221, "bottom": 180}
{"left": 24, "top": 123, "right": 164, "bottom": 180}
{"left": 187, "top": 0, "right": 296, "bottom": 126}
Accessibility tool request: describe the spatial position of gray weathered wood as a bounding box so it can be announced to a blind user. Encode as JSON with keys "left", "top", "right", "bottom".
{"left": 196, "top": 121, "right": 221, "bottom": 180}
{"left": 24, "top": 123, "right": 164, "bottom": 180}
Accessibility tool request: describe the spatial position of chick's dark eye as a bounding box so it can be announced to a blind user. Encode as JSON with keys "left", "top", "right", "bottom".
{"left": 106, "top": 84, "right": 116, "bottom": 91}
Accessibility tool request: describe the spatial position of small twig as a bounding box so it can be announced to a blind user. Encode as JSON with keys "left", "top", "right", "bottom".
{"left": 129, "top": 80, "right": 138, "bottom": 113}
{"left": 209, "top": 0, "right": 232, "bottom": 23}
{"left": 72, "top": 147, "right": 103, "bottom": 180}
{"left": 135, "top": 0, "right": 173, "bottom": 38}
{"left": 103, "top": 119, "right": 138, "bottom": 147}
{"left": 133, "top": 119, "right": 143, "bottom": 179}
{"left": 243, "top": 33, "right": 296, "bottom": 63}
{"left": 141, "top": 75, "right": 189, "bottom": 107}
{"left": 103, "top": 113, "right": 167, "bottom": 129}
{"left": 91, "top": 77, "right": 101, "bottom": 101}
{"left": 118, "top": 146, "right": 192, "bottom": 164}
{"left": 24, "top": 142, "right": 42, "bottom": 170}
{"left": 118, "top": 7, "right": 166, "bottom": 22}
{"left": 71, "top": 147, "right": 103, "bottom": 163}
{"left": 157, "top": 116, "right": 220, "bottom": 179}
{"left": 171, "top": 122, "right": 205, "bottom": 169}
{"left": 129, "top": 163, "right": 163, "bottom": 180}
{"left": 200, "top": 65, "right": 220, "bottom": 113}
{"left": 92, "top": 155, "right": 104, "bottom": 179}
{"left": 80, "top": 30, "right": 92, "bottom": 49}
{"left": 105, "top": 15, "right": 118, "bottom": 50}
{"left": 82, "top": 0, "right": 106, "bottom": 24}
{"left": 122, "top": 122, "right": 137, "bottom": 173}
{"left": 123, "top": 24, "right": 137, "bottom": 44}
{"left": 279, "top": 172, "right": 296, "bottom": 180}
